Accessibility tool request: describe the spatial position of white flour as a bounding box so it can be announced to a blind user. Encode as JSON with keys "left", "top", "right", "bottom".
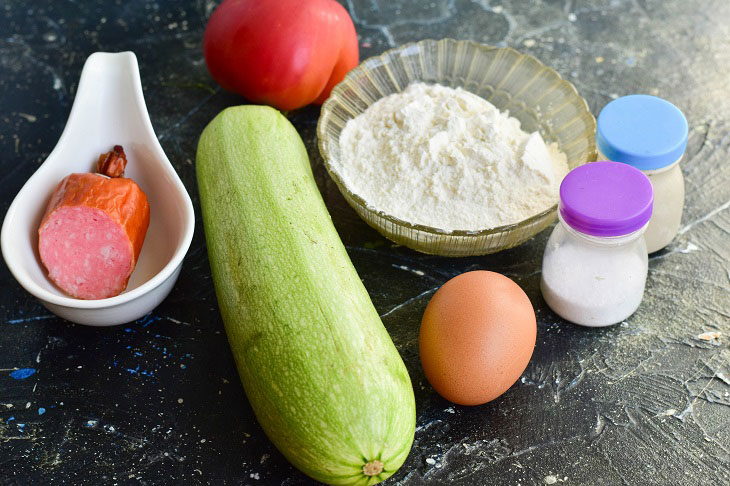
{"left": 336, "top": 83, "right": 569, "bottom": 232}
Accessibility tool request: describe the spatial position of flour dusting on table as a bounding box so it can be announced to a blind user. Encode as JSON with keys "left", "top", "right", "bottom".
{"left": 336, "top": 83, "right": 569, "bottom": 231}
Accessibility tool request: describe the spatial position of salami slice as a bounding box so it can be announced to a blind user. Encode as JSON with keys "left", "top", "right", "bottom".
{"left": 38, "top": 146, "right": 150, "bottom": 299}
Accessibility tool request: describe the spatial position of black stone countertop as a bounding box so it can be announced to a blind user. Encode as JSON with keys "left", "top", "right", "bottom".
{"left": 1, "top": 1, "right": 729, "bottom": 484}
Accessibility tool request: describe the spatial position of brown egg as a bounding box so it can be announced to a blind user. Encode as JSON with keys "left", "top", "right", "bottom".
{"left": 419, "top": 270, "right": 536, "bottom": 406}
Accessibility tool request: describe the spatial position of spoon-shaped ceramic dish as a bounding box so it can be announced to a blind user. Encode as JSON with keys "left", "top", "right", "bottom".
{"left": 1, "top": 52, "right": 194, "bottom": 326}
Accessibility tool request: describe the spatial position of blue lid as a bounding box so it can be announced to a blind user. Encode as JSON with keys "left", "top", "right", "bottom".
{"left": 596, "top": 95, "right": 688, "bottom": 170}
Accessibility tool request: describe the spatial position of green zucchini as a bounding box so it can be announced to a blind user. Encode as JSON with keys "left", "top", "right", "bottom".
{"left": 196, "top": 105, "right": 416, "bottom": 485}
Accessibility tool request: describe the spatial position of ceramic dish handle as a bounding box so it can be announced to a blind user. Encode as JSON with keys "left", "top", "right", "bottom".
{"left": 57, "top": 52, "right": 149, "bottom": 151}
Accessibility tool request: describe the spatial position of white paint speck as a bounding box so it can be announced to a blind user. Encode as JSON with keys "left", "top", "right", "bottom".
{"left": 177, "top": 398, "right": 184, "bottom": 404}
{"left": 18, "top": 113, "right": 37, "bottom": 122}
{"left": 568, "top": 13, "right": 577, "bottom": 22}
{"left": 250, "top": 473, "right": 260, "bottom": 480}
{"left": 393, "top": 264, "right": 427, "bottom": 276}
{"left": 679, "top": 242, "right": 699, "bottom": 253}
{"left": 523, "top": 39, "right": 536, "bottom": 47}
{"left": 492, "top": 5, "right": 504, "bottom": 13}
{"left": 544, "top": 475, "right": 558, "bottom": 484}
{"left": 425, "top": 457, "right": 436, "bottom": 465}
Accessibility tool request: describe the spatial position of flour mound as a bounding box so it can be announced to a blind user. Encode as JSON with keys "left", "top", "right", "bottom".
{"left": 336, "top": 83, "right": 569, "bottom": 232}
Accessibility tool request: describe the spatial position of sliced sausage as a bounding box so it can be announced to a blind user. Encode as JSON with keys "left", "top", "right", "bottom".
{"left": 38, "top": 146, "right": 150, "bottom": 300}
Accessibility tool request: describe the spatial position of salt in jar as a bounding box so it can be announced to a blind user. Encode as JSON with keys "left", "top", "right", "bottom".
{"left": 540, "top": 161, "right": 654, "bottom": 327}
{"left": 596, "top": 94, "right": 688, "bottom": 253}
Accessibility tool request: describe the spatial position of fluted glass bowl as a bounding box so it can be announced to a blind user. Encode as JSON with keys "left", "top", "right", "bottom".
{"left": 317, "top": 39, "right": 596, "bottom": 256}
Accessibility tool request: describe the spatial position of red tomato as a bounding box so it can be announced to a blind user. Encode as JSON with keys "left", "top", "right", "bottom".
{"left": 203, "top": 0, "right": 359, "bottom": 111}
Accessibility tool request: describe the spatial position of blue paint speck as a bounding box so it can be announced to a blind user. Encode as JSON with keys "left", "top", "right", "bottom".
{"left": 141, "top": 315, "right": 161, "bottom": 328}
{"left": 7, "top": 416, "right": 15, "bottom": 423}
{"left": 126, "top": 365, "right": 154, "bottom": 377}
{"left": 17, "top": 423, "right": 25, "bottom": 431}
{"left": 180, "top": 364, "right": 187, "bottom": 370}
{"left": 10, "top": 368, "right": 36, "bottom": 380}
{"left": 38, "top": 407, "right": 46, "bottom": 415}
{"left": 134, "top": 351, "right": 142, "bottom": 357}
{"left": 124, "top": 328, "right": 133, "bottom": 333}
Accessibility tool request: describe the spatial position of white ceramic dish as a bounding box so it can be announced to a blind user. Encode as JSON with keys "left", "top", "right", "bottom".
{"left": 1, "top": 52, "right": 195, "bottom": 326}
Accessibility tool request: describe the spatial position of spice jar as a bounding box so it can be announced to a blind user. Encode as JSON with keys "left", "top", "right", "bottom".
{"left": 540, "top": 161, "right": 654, "bottom": 327}
{"left": 596, "top": 95, "right": 688, "bottom": 253}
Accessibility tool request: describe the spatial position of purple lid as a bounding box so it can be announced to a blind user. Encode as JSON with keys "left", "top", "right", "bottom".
{"left": 559, "top": 161, "right": 653, "bottom": 237}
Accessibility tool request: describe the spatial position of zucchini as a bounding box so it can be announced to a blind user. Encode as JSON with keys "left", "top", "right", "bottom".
{"left": 196, "top": 105, "right": 416, "bottom": 485}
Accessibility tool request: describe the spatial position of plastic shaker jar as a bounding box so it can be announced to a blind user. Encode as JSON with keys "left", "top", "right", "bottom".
{"left": 596, "top": 95, "right": 688, "bottom": 253}
{"left": 540, "top": 161, "right": 654, "bottom": 327}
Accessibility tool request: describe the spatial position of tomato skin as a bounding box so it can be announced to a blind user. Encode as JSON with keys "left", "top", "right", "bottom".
{"left": 203, "top": 0, "right": 359, "bottom": 111}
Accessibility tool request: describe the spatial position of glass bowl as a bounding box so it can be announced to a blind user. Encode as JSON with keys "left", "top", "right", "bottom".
{"left": 317, "top": 38, "right": 596, "bottom": 256}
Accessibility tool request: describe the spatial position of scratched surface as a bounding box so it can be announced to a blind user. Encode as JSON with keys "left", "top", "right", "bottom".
{"left": 1, "top": 0, "right": 729, "bottom": 484}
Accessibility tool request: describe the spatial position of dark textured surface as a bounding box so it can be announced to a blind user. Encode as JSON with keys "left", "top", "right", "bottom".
{"left": 1, "top": 0, "right": 729, "bottom": 484}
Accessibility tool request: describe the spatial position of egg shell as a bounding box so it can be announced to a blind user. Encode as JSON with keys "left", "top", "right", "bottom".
{"left": 419, "top": 270, "right": 536, "bottom": 406}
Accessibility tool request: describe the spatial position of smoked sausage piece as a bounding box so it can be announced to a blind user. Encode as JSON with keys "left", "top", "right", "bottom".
{"left": 38, "top": 146, "right": 150, "bottom": 300}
